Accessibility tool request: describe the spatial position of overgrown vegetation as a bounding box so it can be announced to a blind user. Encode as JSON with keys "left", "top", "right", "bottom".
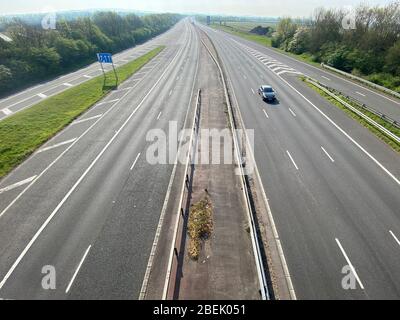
{"left": 305, "top": 80, "right": 400, "bottom": 153}
{"left": 188, "top": 196, "right": 213, "bottom": 260}
{"left": 272, "top": 2, "right": 400, "bottom": 92}
{"left": 208, "top": 2, "right": 400, "bottom": 93}
{"left": 0, "top": 46, "right": 164, "bottom": 179}
{"left": 0, "top": 12, "right": 180, "bottom": 97}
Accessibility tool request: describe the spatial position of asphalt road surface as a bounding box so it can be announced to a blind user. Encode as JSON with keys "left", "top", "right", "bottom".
{"left": 0, "top": 22, "right": 187, "bottom": 121}
{"left": 1, "top": 18, "right": 400, "bottom": 300}
{"left": 199, "top": 23, "right": 400, "bottom": 299}
{"left": 206, "top": 27, "right": 400, "bottom": 123}
{"left": 0, "top": 19, "right": 200, "bottom": 299}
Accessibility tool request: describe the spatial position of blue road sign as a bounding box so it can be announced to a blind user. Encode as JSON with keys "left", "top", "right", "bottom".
{"left": 97, "top": 53, "right": 113, "bottom": 64}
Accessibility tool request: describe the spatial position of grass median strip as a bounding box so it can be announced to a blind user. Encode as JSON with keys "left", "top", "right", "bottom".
{"left": 0, "top": 46, "right": 165, "bottom": 179}
{"left": 305, "top": 80, "right": 400, "bottom": 153}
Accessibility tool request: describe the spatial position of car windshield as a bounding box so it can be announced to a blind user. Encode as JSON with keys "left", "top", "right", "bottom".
{"left": 263, "top": 87, "right": 273, "bottom": 93}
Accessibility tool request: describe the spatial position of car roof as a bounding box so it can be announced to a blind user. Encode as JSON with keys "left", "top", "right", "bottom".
{"left": 261, "top": 85, "right": 272, "bottom": 89}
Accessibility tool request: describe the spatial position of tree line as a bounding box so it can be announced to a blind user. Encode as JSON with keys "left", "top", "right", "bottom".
{"left": 271, "top": 2, "right": 400, "bottom": 91}
{"left": 0, "top": 12, "right": 181, "bottom": 97}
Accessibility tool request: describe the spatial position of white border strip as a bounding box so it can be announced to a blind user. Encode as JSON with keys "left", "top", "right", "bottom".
{"left": 201, "top": 35, "right": 269, "bottom": 300}
{"left": 0, "top": 44, "right": 179, "bottom": 290}
{"left": 37, "top": 138, "right": 77, "bottom": 154}
{"left": 0, "top": 47, "right": 167, "bottom": 220}
{"left": 209, "top": 27, "right": 298, "bottom": 299}
{"left": 139, "top": 22, "right": 197, "bottom": 300}
{"left": 0, "top": 176, "right": 37, "bottom": 195}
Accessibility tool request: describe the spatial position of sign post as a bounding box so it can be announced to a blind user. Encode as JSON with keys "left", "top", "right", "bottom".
{"left": 97, "top": 53, "right": 118, "bottom": 88}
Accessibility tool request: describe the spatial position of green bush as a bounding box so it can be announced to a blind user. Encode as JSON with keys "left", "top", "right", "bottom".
{"left": 0, "top": 47, "right": 164, "bottom": 178}
{"left": 0, "top": 13, "right": 180, "bottom": 97}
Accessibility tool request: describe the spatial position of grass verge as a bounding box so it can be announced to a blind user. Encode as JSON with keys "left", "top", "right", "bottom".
{"left": 0, "top": 46, "right": 164, "bottom": 179}
{"left": 304, "top": 79, "right": 400, "bottom": 153}
{"left": 210, "top": 23, "right": 400, "bottom": 94}
{"left": 188, "top": 195, "right": 213, "bottom": 260}
{"left": 209, "top": 23, "right": 320, "bottom": 67}
{"left": 211, "top": 23, "right": 271, "bottom": 47}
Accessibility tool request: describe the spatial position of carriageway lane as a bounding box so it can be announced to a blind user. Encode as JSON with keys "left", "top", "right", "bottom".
{"left": 0, "top": 20, "right": 200, "bottom": 299}
{"left": 203, "top": 26, "right": 400, "bottom": 299}
{"left": 205, "top": 26, "right": 400, "bottom": 123}
{"left": 0, "top": 20, "right": 187, "bottom": 121}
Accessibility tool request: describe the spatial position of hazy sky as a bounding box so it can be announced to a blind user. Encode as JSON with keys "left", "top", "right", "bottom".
{"left": 0, "top": 0, "right": 394, "bottom": 17}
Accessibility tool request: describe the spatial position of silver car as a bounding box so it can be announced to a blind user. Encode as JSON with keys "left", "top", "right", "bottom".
{"left": 258, "top": 85, "right": 276, "bottom": 102}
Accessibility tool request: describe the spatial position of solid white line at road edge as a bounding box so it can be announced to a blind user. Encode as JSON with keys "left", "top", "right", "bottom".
{"left": 221, "top": 39, "right": 296, "bottom": 299}
{"left": 238, "top": 37, "right": 400, "bottom": 106}
{"left": 321, "top": 146, "right": 335, "bottom": 162}
{"left": 335, "top": 238, "right": 365, "bottom": 290}
{"left": 130, "top": 153, "right": 141, "bottom": 171}
{"left": 389, "top": 231, "right": 400, "bottom": 247}
{"left": 275, "top": 73, "right": 400, "bottom": 187}
{"left": 204, "top": 24, "right": 297, "bottom": 299}
{"left": 231, "top": 36, "right": 400, "bottom": 106}
{"left": 0, "top": 37, "right": 184, "bottom": 290}
{"left": 0, "top": 41, "right": 156, "bottom": 109}
{"left": 222, "top": 33, "right": 400, "bottom": 193}
{"left": 286, "top": 150, "right": 299, "bottom": 170}
{"left": 140, "top": 23, "right": 197, "bottom": 300}
{"left": 65, "top": 245, "right": 91, "bottom": 293}
{"left": 0, "top": 47, "right": 165, "bottom": 220}
{"left": 0, "top": 176, "right": 37, "bottom": 195}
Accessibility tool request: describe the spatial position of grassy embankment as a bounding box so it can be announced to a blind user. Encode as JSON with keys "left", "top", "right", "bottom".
{"left": 210, "top": 22, "right": 318, "bottom": 67}
{"left": 210, "top": 22, "right": 400, "bottom": 93}
{"left": 305, "top": 80, "right": 400, "bottom": 153}
{"left": 0, "top": 46, "right": 164, "bottom": 179}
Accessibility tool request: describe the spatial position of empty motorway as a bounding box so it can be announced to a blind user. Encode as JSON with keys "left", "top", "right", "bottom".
{"left": 200, "top": 23, "right": 400, "bottom": 299}
{"left": 0, "top": 16, "right": 400, "bottom": 300}
{"left": 0, "top": 22, "right": 187, "bottom": 121}
{"left": 207, "top": 27, "right": 400, "bottom": 123}
{"left": 0, "top": 19, "right": 200, "bottom": 299}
